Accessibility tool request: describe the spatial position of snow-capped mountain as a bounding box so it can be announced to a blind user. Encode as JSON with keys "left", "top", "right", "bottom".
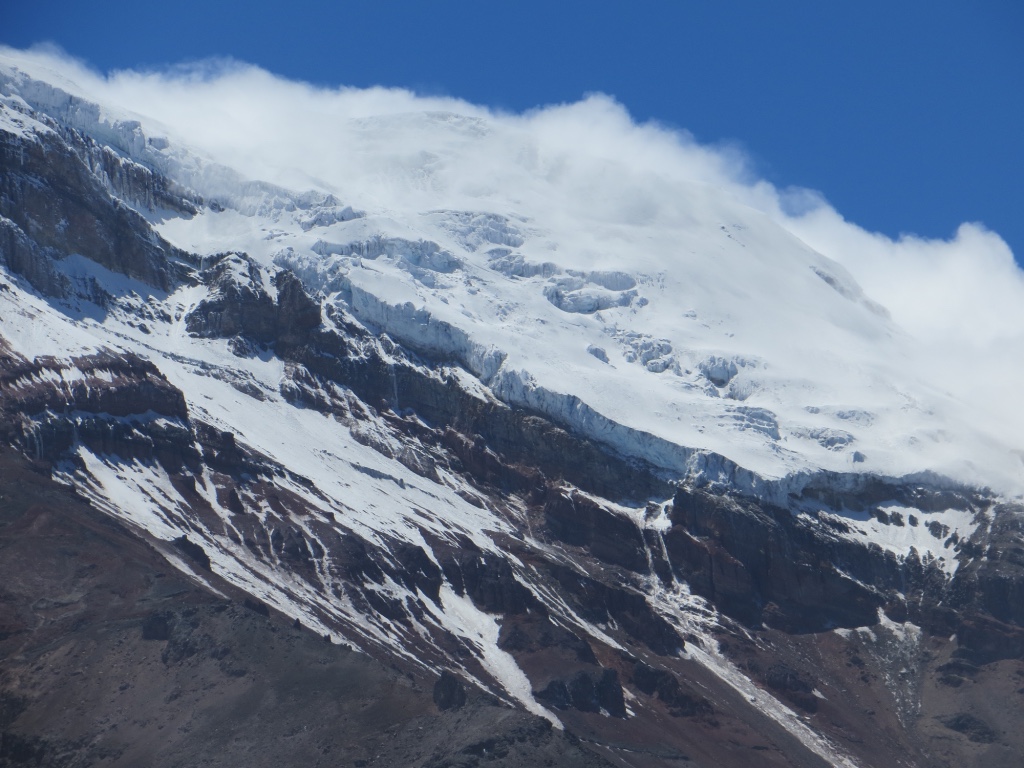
{"left": 2, "top": 49, "right": 1023, "bottom": 768}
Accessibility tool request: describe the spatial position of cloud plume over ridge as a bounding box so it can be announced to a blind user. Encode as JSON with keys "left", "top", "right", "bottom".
{"left": 3, "top": 45, "right": 1022, "bottom": 351}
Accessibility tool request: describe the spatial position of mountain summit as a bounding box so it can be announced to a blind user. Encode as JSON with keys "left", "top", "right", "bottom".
{"left": 2, "top": 49, "right": 1023, "bottom": 768}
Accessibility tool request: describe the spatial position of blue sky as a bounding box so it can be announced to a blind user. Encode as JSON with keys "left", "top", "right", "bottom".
{"left": 5, "top": 0, "right": 1022, "bottom": 262}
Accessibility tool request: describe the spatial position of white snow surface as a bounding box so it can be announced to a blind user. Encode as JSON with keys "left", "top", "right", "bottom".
{"left": 819, "top": 504, "right": 982, "bottom": 576}
{"left": 2, "top": 50, "right": 1023, "bottom": 497}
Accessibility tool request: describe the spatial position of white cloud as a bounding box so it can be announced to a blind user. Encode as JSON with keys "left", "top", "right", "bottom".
{"left": 3, "top": 44, "right": 1022, "bottom": 456}
{"left": 786, "top": 211, "right": 1024, "bottom": 344}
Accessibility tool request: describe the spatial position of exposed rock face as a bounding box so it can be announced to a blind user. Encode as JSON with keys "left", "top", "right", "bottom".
{"left": 433, "top": 670, "right": 468, "bottom": 711}
{"left": 0, "top": 345, "right": 195, "bottom": 472}
{"left": 664, "top": 488, "right": 886, "bottom": 631}
{"left": 185, "top": 255, "right": 323, "bottom": 360}
{"left": 632, "top": 662, "right": 715, "bottom": 719}
{"left": 185, "top": 254, "right": 278, "bottom": 341}
{"left": 55, "top": 123, "right": 202, "bottom": 217}
{"left": 274, "top": 270, "right": 323, "bottom": 341}
{"left": 540, "top": 668, "right": 627, "bottom": 717}
{"left": 544, "top": 489, "right": 649, "bottom": 572}
{"left": 0, "top": 124, "right": 192, "bottom": 295}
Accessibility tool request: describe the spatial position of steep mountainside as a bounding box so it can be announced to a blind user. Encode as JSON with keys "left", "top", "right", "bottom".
{"left": 1, "top": 53, "right": 1023, "bottom": 768}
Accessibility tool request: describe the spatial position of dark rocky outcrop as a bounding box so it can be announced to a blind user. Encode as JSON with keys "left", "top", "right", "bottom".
{"left": 762, "top": 663, "right": 819, "bottom": 713}
{"left": 0, "top": 126, "right": 193, "bottom": 295}
{"left": 938, "top": 713, "right": 999, "bottom": 744}
{"left": 433, "top": 670, "right": 467, "bottom": 711}
{"left": 456, "top": 551, "right": 545, "bottom": 616}
{"left": 141, "top": 612, "right": 173, "bottom": 642}
{"left": 0, "top": 349, "right": 188, "bottom": 425}
{"left": 185, "top": 255, "right": 322, "bottom": 352}
{"left": 274, "top": 270, "right": 323, "bottom": 344}
{"left": 547, "top": 563, "right": 682, "bottom": 656}
{"left": 950, "top": 613, "right": 1024, "bottom": 665}
{"left": 536, "top": 669, "right": 625, "bottom": 717}
{"left": 393, "top": 542, "right": 445, "bottom": 604}
{"left": 544, "top": 489, "right": 648, "bottom": 572}
{"left": 632, "top": 662, "right": 715, "bottom": 718}
{"left": 663, "top": 488, "right": 886, "bottom": 631}
{"left": 172, "top": 536, "right": 212, "bottom": 572}
{"left": 185, "top": 254, "right": 278, "bottom": 341}
{"left": 0, "top": 346, "right": 197, "bottom": 472}
{"left": 497, "top": 616, "right": 597, "bottom": 664}
{"left": 55, "top": 123, "right": 201, "bottom": 217}
{"left": 949, "top": 504, "right": 1024, "bottom": 629}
